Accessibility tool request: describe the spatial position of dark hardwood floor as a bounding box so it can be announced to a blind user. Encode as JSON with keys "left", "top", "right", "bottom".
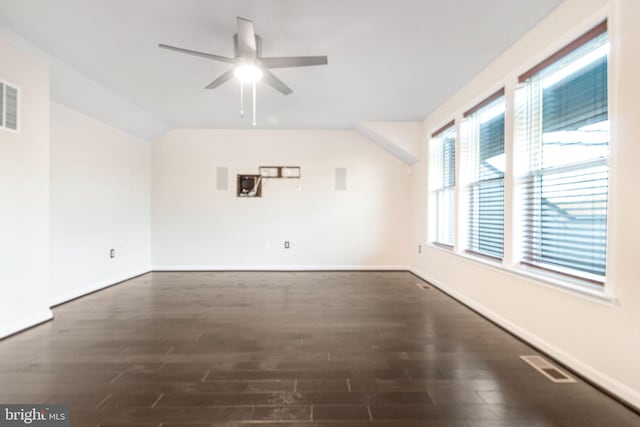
{"left": 0, "top": 271, "right": 638, "bottom": 426}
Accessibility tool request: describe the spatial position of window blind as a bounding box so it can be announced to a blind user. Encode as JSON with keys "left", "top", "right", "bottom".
{"left": 429, "top": 123, "right": 456, "bottom": 247}
{"left": 462, "top": 93, "right": 506, "bottom": 259}
{"left": 515, "top": 26, "right": 609, "bottom": 282}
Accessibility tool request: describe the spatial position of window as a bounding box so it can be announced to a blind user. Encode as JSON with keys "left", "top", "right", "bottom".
{"left": 462, "top": 89, "right": 506, "bottom": 259}
{"left": 516, "top": 21, "right": 609, "bottom": 283}
{"left": 0, "top": 80, "right": 19, "bottom": 132}
{"left": 429, "top": 121, "right": 456, "bottom": 247}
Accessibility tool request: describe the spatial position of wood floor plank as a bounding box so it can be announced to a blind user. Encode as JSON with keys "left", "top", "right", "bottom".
{"left": 0, "top": 271, "right": 637, "bottom": 426}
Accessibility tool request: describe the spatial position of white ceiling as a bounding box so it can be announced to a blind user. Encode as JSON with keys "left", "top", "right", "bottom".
{"left": 0, "top": 0, "right": 563, "bottom": 130}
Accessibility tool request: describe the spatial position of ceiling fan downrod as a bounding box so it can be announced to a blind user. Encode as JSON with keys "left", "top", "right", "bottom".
{"left": 252, "top": 81, "right": 257, "bottom": 127}
{"left": 239, "top": 81, "right": 244, "bottom": 118}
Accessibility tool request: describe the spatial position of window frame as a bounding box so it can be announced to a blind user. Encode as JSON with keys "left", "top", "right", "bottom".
{"left": 422, "top": 15, "right": 616, "bottom": 299}
{"left": 428, "top": 120, "right": 456, "bottom": 249}
{"left": 461, "top": 88, "right": 507, "bottom": 260}
{"left": 514, "top": 21, "right": 610, "bottom": 286}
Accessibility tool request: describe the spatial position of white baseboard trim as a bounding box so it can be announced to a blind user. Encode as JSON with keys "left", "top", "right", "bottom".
{"left": 410, "top": 268, "right": 640, "bottom": 412}
{"left": 48, "top": 267, "right": 151, "bottom": 307}
{"left": 0, "top": 309, "right": 53, "bottom": 340}
{"left": 152, "top": 265, "right": 410, "bottom": 271}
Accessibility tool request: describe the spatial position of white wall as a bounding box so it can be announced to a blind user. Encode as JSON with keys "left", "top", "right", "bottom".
{"left": 152, "top": 129, "right": 410, "bottom": 269}
{"left": 358, "top": 121, "right": 423, "bottom": 165}
{"left": 49, "top": 103, "right": 151, "bottom": 306}
{"left": 0, "top": 38, "right": 51, "bottom": 337}
{"left": 410, "top": 0, "right": 640, "bottom": 408}
{"left": 0, "top": 25, "right": 170, "bottom": 141}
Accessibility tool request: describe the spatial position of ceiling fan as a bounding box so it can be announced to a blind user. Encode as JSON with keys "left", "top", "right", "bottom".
{"left": 159, "top": 17, "right": 328, "bottom": 125}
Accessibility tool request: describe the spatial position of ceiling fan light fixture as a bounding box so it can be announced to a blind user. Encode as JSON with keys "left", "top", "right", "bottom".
{"left": 234, "top": 64, "right": 263, "bottom": 83}
{"left": 159, "top": 16, "right": 328, "bottom": 127}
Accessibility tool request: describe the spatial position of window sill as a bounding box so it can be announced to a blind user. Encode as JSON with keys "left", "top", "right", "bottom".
{"left": 423, "top": 243, "right": 617, "bottom": 307}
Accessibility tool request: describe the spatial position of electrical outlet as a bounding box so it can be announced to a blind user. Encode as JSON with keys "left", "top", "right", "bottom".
{"left": 284, "top": 241, "right": 290, "bottom": 249}
{"left": 418, "top": 244, "right": 422, "bottom": 254}
{"left": 110, "top": 249, "right": 115, "bottom": 259}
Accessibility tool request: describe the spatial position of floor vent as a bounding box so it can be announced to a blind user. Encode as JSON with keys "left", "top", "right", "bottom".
{"left": 415, "top": 282, "right": 432, "bottom": 290}
{"left": 520, "top": 355, "right": 576, "bottom": 383}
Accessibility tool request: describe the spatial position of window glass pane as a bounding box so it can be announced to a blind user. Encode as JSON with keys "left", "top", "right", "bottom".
{"left": 463, "top": 97, "right": 505, "bottom": 259}
{"left": 470, "top": 180, "right": 504, "bottom": 257}
{"left": 437, "top": 187, "right": 455, "bottom": 246}
{"left": 542, "top": 49, "right": 608, "bottom": 168}
{"left": 442, "top": 131, "right": 456, "bottom": 187}
{"left": 533, "top": 165, "right": 608, "bottom": 276}
{"left": 430, "top": 125, "right": 456, "bottom": 247}
{"left": 479, "top": 112, "right": 505, "bottom": 180}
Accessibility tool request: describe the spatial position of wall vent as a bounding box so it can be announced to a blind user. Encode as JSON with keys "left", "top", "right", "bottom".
{"left": 216, "top": 167, "right": 228, "bottom": 191}
{"left": 415, "top": 281, "right": 432, "bottom": 290}
{"left": 0, "top": 83, "right": 3, "bottom": 128}
{"left": 520, "top": 355, "right": 576, "bottom": 383}
{"left": 0, "top": 81, "right": 19, "bottom": 132}
{"left": 335, "top": 167, "right": 347, "bottom": 191}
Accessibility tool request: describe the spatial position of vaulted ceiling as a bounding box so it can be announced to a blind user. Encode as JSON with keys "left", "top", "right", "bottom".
{"left": 0, "top": 0, "right": 563, "bottom": 130}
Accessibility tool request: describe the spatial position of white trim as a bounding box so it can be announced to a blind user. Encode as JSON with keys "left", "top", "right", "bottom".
{"left": 48, "top": 268, "right": 151, "bottom": 307}
{"left": 603, "top": 0, "right": 620, "bottom": 300}
{"left": 151, "top": 265, "right": 409, "bottom": 272}
{"left": 422, "top": 7, "right": 616, "bottom": 299}
{"left": 425, "top": 242, "right": 615, "bottom": 306}
{"left": 512, "top": 6, "right": 612, "bottom": 89}
{"left": 0, "top": 309, "right": 52, "bottom": 339}
{"left": 410, "top": 267, "right": 640, "bottom": 411}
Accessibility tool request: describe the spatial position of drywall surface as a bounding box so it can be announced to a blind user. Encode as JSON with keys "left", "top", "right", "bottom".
{"left": 358, "top": 121, "right": 422, "bottom": 165}
{"left": 0, "top": 25, "right": 169, "bottom": 141}
{"left": 0, "top": 37, "right": 51, "bottom": 338}
{"left": 152, "top": 129, "right": 410, "bottom": 269}
{"left": 411, "top": 0, "right": 640, "bottom": 409}
{"left": 49, "top": 103, "right": 151, "bottom": 305}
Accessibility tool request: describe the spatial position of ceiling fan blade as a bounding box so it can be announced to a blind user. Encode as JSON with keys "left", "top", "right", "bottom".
{"left": 159, "top": 43, "right": 235, "bottom": 63}
{"left": 205, "top": 69, "right": 235, "bottom": 90}
{"left": 236, "top": 17, "right": 257, "bottom": 57}
{"left": 261, "top": 56, "right": 328, "bottom": 69}
{"left": 262, "top": 71, "right": 293, "bottom": 95}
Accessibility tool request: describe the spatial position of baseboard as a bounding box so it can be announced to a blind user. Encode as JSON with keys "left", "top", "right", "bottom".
{"left": 0, "top": 309, "right": 53, "bottom": 340}
{"left": 410, "top": 268, "right": 640, "bottom": 412}
{"left": 152, "top": 265, "right": 410, "bottom": 272}
{"left": 48, "top": 267, "right": 151, "bottom": 307}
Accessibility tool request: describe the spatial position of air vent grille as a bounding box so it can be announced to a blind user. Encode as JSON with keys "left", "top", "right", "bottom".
{"left": 520, "top": 355, "right": 576, "bottom": 383}
{"left": 6, "top": 85, "right": 17, "bottom": 130}
{"left": 0, "top": 81, "right": 18, "bottom": 132}
{"left": 415, "top": 282, "right": 432, "bottom": 290}
{"left": 0, "top": 83, "right": 3, "bottom": 128}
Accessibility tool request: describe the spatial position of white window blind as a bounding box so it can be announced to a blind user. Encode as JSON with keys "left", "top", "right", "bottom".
{"left": 429, "top": 122, "right": 456, "bottom": 247}
{"left": 462, "top": 90, "right": 506, "bottom": 259}
{"left": 515, "top": 22, "right": 609, "bottom": 283}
